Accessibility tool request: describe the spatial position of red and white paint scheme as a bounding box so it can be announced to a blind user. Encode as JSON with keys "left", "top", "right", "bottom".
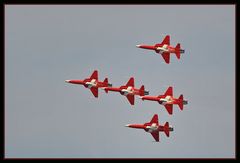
{"left": 125, "top": 114, "right": 173, "bottom": 142}
{"left": 136, "top": 35, "right": 185, "bottom": 64}
{"left": 104, "top": 77, "right": 149, "bottom": 105}
{"left": 65, "top": 70, "right": 112, "bottom": 98}
{"left": 139, "top": 86, "right": 188, "bottom": 115}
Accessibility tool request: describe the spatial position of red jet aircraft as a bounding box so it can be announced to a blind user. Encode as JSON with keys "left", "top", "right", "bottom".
{"left": 65, "top": 70, "right": 112, "bottom": 98}
{"left": 139, "top": 86, "right": 188, "bottom": 115}
{"left": 104, "top": 77, "right": 149, "bottom": 105}
{"left": 136, "top": 35, "right": 185, "bottom": 64}
{"left": 125, "top": 114, "right": 173, "bottom": 142}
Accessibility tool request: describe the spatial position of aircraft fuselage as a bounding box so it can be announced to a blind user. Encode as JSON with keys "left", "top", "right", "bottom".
{"left": 125, "top": 123, "right": 173, "bottom": 133}
{"left": 65, "top": 78, "right": 111, "bottom": 89}
{"left": 136, "top": 44, "right": 184, "bottom": 54}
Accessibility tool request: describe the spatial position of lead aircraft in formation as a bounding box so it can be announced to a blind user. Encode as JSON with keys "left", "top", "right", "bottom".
{"left": 136, "top": 35, "right": 185, "bottom": 64}
{"left": 65, "top": 70, "right": 112, "bottom": 98}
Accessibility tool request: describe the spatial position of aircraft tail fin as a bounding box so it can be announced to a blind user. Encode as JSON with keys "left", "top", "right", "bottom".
{"left": 103, "top": 78, "right": 112, "bottom": 87}
{"left": 103, "top": 78, "right": 111, "bottom": 93}
{"left": 103, "top": 78, "right": 108, "bottom": 84}
{"left": 175, "top": 43, "right": 181, "bottom": 59}
{"left": 163, "top": 122, "right": 170, "bottom": 137}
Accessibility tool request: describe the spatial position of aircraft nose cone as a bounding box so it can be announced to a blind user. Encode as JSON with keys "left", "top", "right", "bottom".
{"left": 136, "top": 44, "right": 141, "bottom": 48}
{"left": 125, "top": 124, "right": 130, "bottom": 127}
{"left": 65, "top": 80, "right": 71, "bottom": 83}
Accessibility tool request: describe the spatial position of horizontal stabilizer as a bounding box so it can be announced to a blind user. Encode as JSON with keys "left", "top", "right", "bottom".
{"left": 178, "top": 94, "right": 184, "bottom": 110}
{"left": 139, "top": 85, "right": 145, "bottom": 96}
{"left": 163, "top": 122, "right": 170, "bottom": 137}
{"left": 175, "top": 43, "right": 181, "bottom": 59}
{"left": 104, "top": 88, "right": 108, "bottom": 93}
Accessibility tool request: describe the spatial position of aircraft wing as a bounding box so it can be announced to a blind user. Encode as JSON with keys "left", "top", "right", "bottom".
{"left": 150, "top": 132, "right": 159, "bottom": 142}
{"left": 126, "top": 77, "right": 134, "bottom": 87}
{"left": 90, "top": 70, "right": 98, "bottom": 80}
{"left": 150, "top": 114, "right": 159, "bottom": 125}
{"left": 161, "top": 35, "right": 170, "bottom": 45}
{"left": 90, "top": 87, "right": 98, "bottom": 98}
{"left": 164, "top": 104, "right": 173, "bottom": 115}
{"left": 161, "top": 52, "right": 170, "bottom": 64}
{"left": 126, "top": 94, "right": 134, "bottom": 105}
{"left": 164, "top": 86, "right": 173, "bottom": 96}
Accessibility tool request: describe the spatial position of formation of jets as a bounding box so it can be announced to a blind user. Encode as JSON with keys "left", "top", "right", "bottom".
{"left": 65, "top": 70, "right": 187, "bottom": 115}
{"left": 65, "top": 35, "right": 187, "bottom": 142}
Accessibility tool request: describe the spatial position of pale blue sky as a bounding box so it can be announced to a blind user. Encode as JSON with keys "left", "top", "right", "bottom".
{"left": 5, "top": 5, "right": 235, "bottom": 158}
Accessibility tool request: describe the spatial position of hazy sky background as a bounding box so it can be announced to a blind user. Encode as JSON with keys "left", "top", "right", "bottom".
{"left": 5, "top": 5, "right": 235, "bottom": 158}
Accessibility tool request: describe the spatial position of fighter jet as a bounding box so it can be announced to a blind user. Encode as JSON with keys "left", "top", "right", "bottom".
{"left": 65, "top": 70, "right": 112, "bottom": 98}
{"left": 139, "top": 86, "right": 188, "bottom": 115}
{"left": 103, "top": 77, "right": 149, "bottom": 105}
{"left": 125, "top": 114, "right": 173, "bottom": 142}
{"left": 136, "top": 35, "right": 185, "bottom": 64}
